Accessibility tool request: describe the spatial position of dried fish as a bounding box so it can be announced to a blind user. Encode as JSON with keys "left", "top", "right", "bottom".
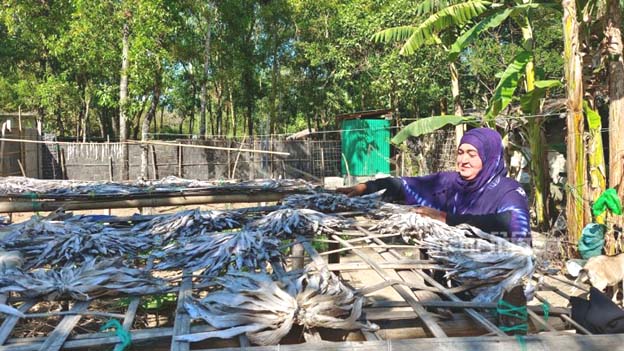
{"left": 153, "top": 230, "right": 282, "bottom": 276}
{"left": 0, "top": 215, "right": 149, "bottom": 269}
{"left": 281, "top": 192, "right": 382, "bottom": 213}
{"left": 132, "top": 209, "right": 242, "bottom": 243}
{"left": 175, "top": 268, "right": 378, "bottom": 345}
{"left": 414, "top": 224, "right": 534, "bottom": 303}
{"left": 0, "top": 176, "right": 311, "bottom": 197}
{"left": 0, "top": 259, "right": 168, "bottom": 301}
{"left": 369, "top": 210, "right": 447, "bottom": 242}
{"left": 247, "top": 208, "right": 352, "bottom": 238}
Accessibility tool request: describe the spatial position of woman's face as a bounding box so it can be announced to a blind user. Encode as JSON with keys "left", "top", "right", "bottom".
{"left": 457, "top": 143, "right": 483, "bottom": 180}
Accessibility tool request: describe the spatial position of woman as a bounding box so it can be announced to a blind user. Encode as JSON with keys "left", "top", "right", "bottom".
{"left": 337, "top": 127, "right": 531, "bottom": 245}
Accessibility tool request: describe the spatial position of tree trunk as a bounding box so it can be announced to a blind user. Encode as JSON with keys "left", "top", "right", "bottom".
{"left": 141, "top": 70, "right": 162, "bottom": 179}
{"left": 520, "top": 14, "right": 551, "bottom": 230}
{"left": 132, "top": 99, "right": 147, "bottom": 140}
{"left": 585, "top": 103, "right": 607, "bottom": 225}
{"left": 56, "top": 97, "right": 65, "bottom": 137}
{"left": 83, "top": 86, "right": 91, "bottom": 142}
{"left": 215, "top": 82, "right": 223, "bottom": 136}
{"left": 563, "top": 0, "right": 587, "bottom": 248}
{"left": 449, "top": 61, "right": 465, "bottom": 146}
{"left": 119, "top": 20, "right": 130, "bottom": 180}
{"left": 245, "top": 70, "right": 254, "bottom": 136}
{"left": 199, "top": 14, "right": 212, "bottom": 140}
{"left": 606, "top": 0, "right": 624, "bottom": 239}
{"left": 97, "top": 111, "right": 106, "bottom": 138}
{"left": 230, "top": 88, "right": 236, "bottom": 137}
{"left": 269, "top": 38, "right": 279, "bottom": 135}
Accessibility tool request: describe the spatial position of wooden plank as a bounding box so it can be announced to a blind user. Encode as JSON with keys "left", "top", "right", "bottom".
{"left": 171, "top": 272, "right": 192, "bottom": 351}
{"left": 1, "top": 325, "right": 219, "bottom": 351}
{"left": 533, "top": 292, "right": 592, "bottom": 335}
{"left": 326, "top": 262, "right": 447, "bottom": 271}
{"left": 194, "top": 334, "right": 624, "bottom": 351}
{"left": 37, "top": 301, "right": 89, "bottom": 351}
{"left": 329, "top": 235, "right": 447, "bottom": 338}
{"left": 560, "top": 314, "right": 592, "bottom": 335}
{"left": 0, "top": 301, "right": 36, "bottom": 345}
{"left": 113, "top": 297, "right": 140, "bottom": 350}
{"left": 366, "top": 300, "right": 569, "bottom": 315}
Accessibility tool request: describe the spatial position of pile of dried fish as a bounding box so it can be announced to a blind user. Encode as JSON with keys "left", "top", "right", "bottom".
{"left": 153, "top": 230, "right": 282, "bottom": 275}
{"left": 176, "top": 269, "right": 378, "bottom": 345}
{"left": 369, "top": 210, "right": 445, "bottom": 242}
{"left": 0, "top": 176, "right": 312, "bottom": 197}
{"left": 0, "top": 214, "right": 73, "bottom": 244}
{"left": 246, "top": 208, "right": 352, "bottom": 238}
{"left": 132, "top": 209, "right": 243, "bottom": 243}
{"left": 0, "top": 259, "right": 168, "bottom": 300}
{"left": 415, "top": 224, "right": 534, "bottom": 303}
{"left": 281, "top": 192, "right": 382, "bottom": 213}
{"left": 0, "top": 215, "right": 148, "bottom": 269}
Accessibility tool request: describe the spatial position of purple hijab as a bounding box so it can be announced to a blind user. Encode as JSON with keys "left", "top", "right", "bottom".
{"left": 451, "top": 128, "right": 507, "bottom": 213}
{"left": 400, "top": 128, "right": 507, "bottom": 211}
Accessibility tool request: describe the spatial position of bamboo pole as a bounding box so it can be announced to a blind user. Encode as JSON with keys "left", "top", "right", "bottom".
{"left": 0, "top": 192, "right": 294, "bottom": 213}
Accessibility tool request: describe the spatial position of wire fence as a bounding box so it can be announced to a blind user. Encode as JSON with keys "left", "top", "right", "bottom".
{"left": 0, "top": 127, "right": 462, "bottom": 182}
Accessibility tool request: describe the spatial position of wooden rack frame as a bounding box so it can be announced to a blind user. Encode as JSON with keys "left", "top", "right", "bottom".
{"left": 0, "top": 214, "right": 619, "bottom": 351}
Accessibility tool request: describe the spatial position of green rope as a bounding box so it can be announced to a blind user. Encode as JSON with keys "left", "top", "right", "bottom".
{"left": 542, "top": 302, "right": 550, "bottom": 323}
{"left": 24, "top": 192, "right": 42, "bottom": 212}
{"left": 515, "top": 335, "right": 527, "bottom": 351}
{"left": 100, "top": 319, "right": 131, "bottom": 351}
{"left": 496, "top": 299, "right": 528, "bottom": 333}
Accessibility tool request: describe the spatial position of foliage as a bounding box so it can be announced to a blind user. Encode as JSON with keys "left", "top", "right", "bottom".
{"left": 0, "top": 0, "right": 565, "bottom": 141}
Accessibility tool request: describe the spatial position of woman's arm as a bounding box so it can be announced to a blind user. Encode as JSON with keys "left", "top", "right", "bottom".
{"left": 446, "top": 188, "right": 531, "bottom": 245}
{"left": 336, "top": 177, "right": 405, "bottom": 202}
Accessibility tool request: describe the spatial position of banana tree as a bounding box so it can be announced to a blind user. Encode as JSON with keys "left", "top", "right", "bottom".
{"left": 371, "top": 1, "right": 492, "bottom": 140}
{"left": 562, "top": 0, "right": 588, "bottom": 246}
{"left": 584, "top": 102, "right": 607, "bottom": 225}
{"left": 604, "top": 0, "right": 624, "bottom": 248}
{"left": 374, "top": 0, "right": 560, "bottom": 229}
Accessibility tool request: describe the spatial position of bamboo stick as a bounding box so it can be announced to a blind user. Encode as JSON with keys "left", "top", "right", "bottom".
{"left": 327, "top": 235, "right": 447, "bottom": 338}
{"left": 0, "top": 192, "right": 291, "bottom": 213}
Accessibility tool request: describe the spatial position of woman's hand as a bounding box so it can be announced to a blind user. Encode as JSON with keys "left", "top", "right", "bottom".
{"left": 335, "top": 183, "right": 367, "bottom": 197}
{"left": 411, "top": 206, "right": 447, "bottom": 223}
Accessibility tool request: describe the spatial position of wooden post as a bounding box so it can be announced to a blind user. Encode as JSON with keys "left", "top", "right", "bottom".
{"left": 106, "top": 136, "right": 113, "bottom": 181}
{"left": 18, "top": 107, "right": 25, "bottom": 176}
{"left": 291, "top": 243, "right": 305, "bottom": 270}
{"left": 59, "top": 146, "right": 67, "bottom": 180}
{"left": 0, "top": 120, "right": 5, "bottom": 177}
{"left": 227, "top": 139, "right": 231, "bottom": 179}
{"left": 320, "top": 146, "right": 325, "bottom": 186}
{"left": 307, "top": 139, "right": 312, "bottom": 180}
{"left": 177, "top": 143, "right": 183, "bottom": 177}
{"left": 270, "top": 135, "right": 274, "bottom": 178}
{"left": 16, "top": 159, "right": 26, "bottom": 177}
{"left": 150, "top": 144, "right": 158, "bottom": 180}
